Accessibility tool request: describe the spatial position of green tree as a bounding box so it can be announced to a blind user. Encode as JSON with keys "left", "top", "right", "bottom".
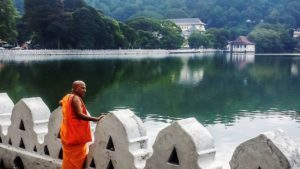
{"left": 127, "top": 17, "right": 161, "bottom": 32}
{"left": 206, "top": 28, "right": 230, "bottom": 49}
{"left": 127, "top": 17, "right": 162, "bottom": 48}
{"left": 248, "top": 23, "right": 295, "bottom": 53}
{"left": 16, "top": 18, "right": 31, "bottom": 44}
{"left": 71, "top": 7, "right": 103, "bottom": 49}
{"left": 128, "top": 17, "right": 183, "bottom": 49}
{"left": 119, "top": 22, "right": 138, "bottom": 48}
{"left": 22, "top": 0, "right": 138, "bottom": 49}
{"left": 0, "top": 0, "right": 18, "bottom": 42}
{"left": 160, "top": 20, "right": 184, "bottom": 49}
{"left": 85, "top": 0, "right": 300, "bottom": 29}
{"left": 14, "top": 0, "right": 24, "bottom": 15}
{"left": 64, "top": 0, "right": 85, "bottom": 12}
{"left": 24, "top": 0, "right": 64, "bottom": 48}
{"left": 164, "top": 9, "right": 190, "bottom": 19}
{"left": 188, "top": 32, "right": 211, "bottom": 48}
{"left": 287, "top": 1, "right": 300, "bottom": 27}
{"left": 113, "top": 4, "right": 140, "bottom": 21}
{"left": 135, "top": 30, "right": 160, "bottom": 49}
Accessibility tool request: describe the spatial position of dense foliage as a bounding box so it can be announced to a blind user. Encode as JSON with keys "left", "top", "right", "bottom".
{"left": 188, "top": 29, "right": 230, "bottom": 49}
{"left": 5, "top": 0, "right": 184, "bottom": 49}
{"left": 13, "top": 0, "right": 24, "bottom": 15}
{"left": 19, "top": 0, "right": 141, "bottom": 49}
{"left": 85, "top": 0, "right": 300, "bottom": 29}
{"left": 8, "top": 0, "right": 300, "bottom": 52}
{"left": 127, "top": 17, "right": 184, "bottom": 49}
{"left": 84, "top": 0, "right": 300, "bottom": 52}
{"left": 248, "top": 24, "right": 295, "bottom": 53}
{"left": 0, "top": 0, "right": 18, "bottom": 42}
{"left": 188, "top": 32, "right": 210, "bottom": 49}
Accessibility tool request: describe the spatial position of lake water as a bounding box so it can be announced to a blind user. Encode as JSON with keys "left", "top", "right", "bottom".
{"left": 1, "top": 52, "right": 300, "bottom": 168}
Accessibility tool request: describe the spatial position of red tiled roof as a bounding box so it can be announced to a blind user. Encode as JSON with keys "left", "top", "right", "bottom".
{"left": 230, "top": 36, "right": 254, "bottom": 45}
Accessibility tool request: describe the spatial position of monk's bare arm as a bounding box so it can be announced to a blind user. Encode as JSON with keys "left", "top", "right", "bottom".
{"left": 72, "top": 96, "right": 104, "bottom": 122}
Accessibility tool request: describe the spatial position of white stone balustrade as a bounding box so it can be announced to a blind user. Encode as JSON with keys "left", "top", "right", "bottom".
{"left": 145, "top": 118, "right": 222, "bottom": 169}
{"left": 0, "top": 93, "right": 14, "bottom": 136}
{"left": 230, "top": 129, "right": 300, "bottom": 169}
{"left": 42, "top": 107, "right": 63, "bottom": 159}
{"left": 6, "top": 97, "right": 50, "bottom": 151}
{"left": 86, "top": 109, "right": 151, "bottom": 169}
{"left": 0, "top": 92, "right": 299, "bottom": 169}
{"left": 0, "top": 95, "right": 61, "bottom": 169}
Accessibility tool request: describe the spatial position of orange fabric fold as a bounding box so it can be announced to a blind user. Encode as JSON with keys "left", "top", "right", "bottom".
{"left": 60, "top": 94, "right": 92, "bottom": 145}
{"left": 62, "top": 143, "right": 88, "bottom": 169}
{"left": 60, "top": 94, "right": 92, "bottom": 169}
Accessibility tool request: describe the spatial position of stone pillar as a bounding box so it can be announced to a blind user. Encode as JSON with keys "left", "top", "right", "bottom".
{"left": 3, "top": 97, "right": 51, "bottom": 168}
{"left": 86, "top": 109, "right": 151, "bottom": 169}
{"left": 43, "top": 107, "right": 63, "bottom": 159}
{"left": 144, "top": 118, "right": 221, "bottom": 169}
{"left": 0, "top": 93, "right": 14, "bottom": 136}
{"left": 230, "top": 129, "right": 300, "bottom": 169}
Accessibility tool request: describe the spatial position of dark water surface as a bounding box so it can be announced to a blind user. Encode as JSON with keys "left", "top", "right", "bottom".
{"left": 1, "top": 53, "right": 300, "bottom": 167}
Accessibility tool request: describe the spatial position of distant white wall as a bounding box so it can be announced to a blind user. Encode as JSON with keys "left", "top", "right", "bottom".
{"left": 226, "top": 44, "right": 255, "bottom": 53}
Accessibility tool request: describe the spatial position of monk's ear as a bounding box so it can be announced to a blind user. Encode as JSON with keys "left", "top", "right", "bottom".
{"left": 59, "top": 100, "right": 62, "bottom": 106}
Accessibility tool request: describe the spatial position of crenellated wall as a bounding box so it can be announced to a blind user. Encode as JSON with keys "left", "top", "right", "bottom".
{"left": 0, "top": 93, "right": 300, "bottom": 169}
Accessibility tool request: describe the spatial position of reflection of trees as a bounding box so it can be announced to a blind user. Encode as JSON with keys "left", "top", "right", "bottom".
{"left": 0, "top": 60, "right": 125, "bottom": 110}
{"left": 247, "top": 56, "right": 300, "bottom": 110}
{"left": 1, "top": 55, "right": 300, "bottom": 125}
{"left": 0, "top": 58, "right": 182, "bottom": 111}
{"left": 88, "top": 58, "right": 183, "bottom": 115}
{"left": 177, "top": 58, "right": 204, "bottom": 85}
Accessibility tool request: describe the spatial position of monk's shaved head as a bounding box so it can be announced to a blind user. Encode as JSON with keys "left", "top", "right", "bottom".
{"left": 71, "top": 80, "right": 87, "bottom": 98}
{"left": 72, "top": 80, "right": 85, "bottom": 90}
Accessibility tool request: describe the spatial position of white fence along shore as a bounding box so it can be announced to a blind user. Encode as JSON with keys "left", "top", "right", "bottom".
{"left": 0, "top": 49, "right": 221, "bottom": 61}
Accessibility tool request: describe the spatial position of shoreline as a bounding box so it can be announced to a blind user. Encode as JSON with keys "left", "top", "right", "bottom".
{"left": 0, "top": 49, "right": 220, "bottom": 55}
{"left": 1, "top": 49, "right": 298, "bottom": 56}
{"left": 0, "top": 49, "right": 221, "bottom": 62}
{"left": 2, "top": 49, "right": 298, "bottom": 62}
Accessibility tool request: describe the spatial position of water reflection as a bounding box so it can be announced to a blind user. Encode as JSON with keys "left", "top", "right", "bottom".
{"left": 0, "top": 63, "right": 5, "bottom": 72}
{"left": 291, "top": 63, "right": 298, "bottom": 76}
{"left": 1, "top": 53, "right": 300, "bottom": 168}
{"left": 177, "top": 58, "right": 204, "bottom": 85}
{"left": 142, "top": 114, "right": 182, "bottom": 146}
{"left": 226, "top": 53, "right": 255, "bottom": 70}
{"left": 141, "top": 108, "right": 300, "bottom": 169}
{"left": 207, "top": 111, "right": 300, "bottom": 168}
{"left": 1, "top": 54, "right": 300, "bottom": 120}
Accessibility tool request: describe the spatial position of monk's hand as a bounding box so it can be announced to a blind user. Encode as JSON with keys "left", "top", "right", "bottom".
{"left": 96, "top": 115, "right": 105, "bottom": 121}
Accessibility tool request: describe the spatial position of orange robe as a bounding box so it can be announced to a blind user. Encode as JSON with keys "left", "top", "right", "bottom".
{"left": 60, "top": 94, "right": 92, "bottom": 169}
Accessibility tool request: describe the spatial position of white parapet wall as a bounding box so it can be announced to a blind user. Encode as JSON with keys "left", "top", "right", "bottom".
{"left": 145, "top": 118, "right": 222, "bottom": 169}
{"left": 230, "top": 129, "right": 300, "bottom": 169}
{"left": 0, "top": 92, "right": 300, "bottom": 169}
{"left": 42, "top": 107, "right": 63, "bottom": 160}
{"left": 6, "top": 98, "right": 51, "bottom": 151}
{"left": 86, "top": 109, "right": 151, "bottom": 169}
{"left": 0, "top": 95, "right": 60, "bottom": 168}
{"left": 0, "top": 93, "right": 14, "bottom": 136}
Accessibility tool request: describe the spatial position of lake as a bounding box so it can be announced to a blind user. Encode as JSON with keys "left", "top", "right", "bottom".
{"left": 1, "top": 52, "right": 300, "bottom": 168}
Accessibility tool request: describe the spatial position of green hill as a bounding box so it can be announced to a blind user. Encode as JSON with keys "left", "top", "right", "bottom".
{"left": 85, "top": 0, "right": 300, "bottom": 29}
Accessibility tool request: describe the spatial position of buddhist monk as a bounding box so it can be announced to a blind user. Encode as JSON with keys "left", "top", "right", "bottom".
{"left": 60, "top": 80, "right": 104, "bottom": 169}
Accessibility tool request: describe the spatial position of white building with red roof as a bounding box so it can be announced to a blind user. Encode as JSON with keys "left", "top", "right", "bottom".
{"left": 227, "top": 36, "right": 255, "bottom": 53}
